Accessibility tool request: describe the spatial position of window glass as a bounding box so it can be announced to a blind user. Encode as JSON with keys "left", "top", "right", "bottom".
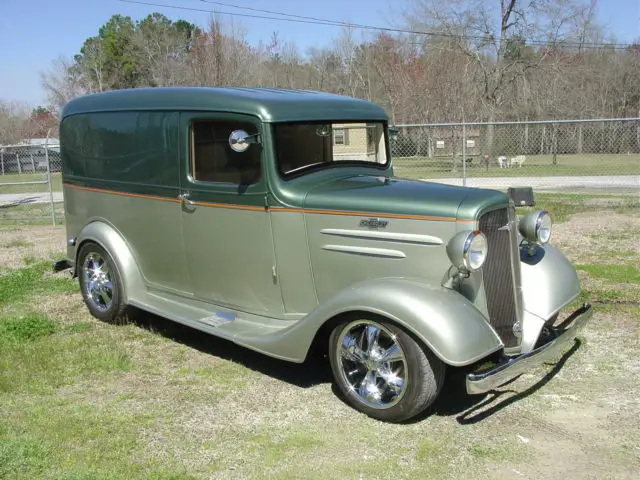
{"left": 191, "top": 119, "right": 261, "bottom": 185}
{"left": 60, "top": 111, "right": 179, "bottom": 185}
{"left": 274, "top": 121, "right": 388, "bottom": 176}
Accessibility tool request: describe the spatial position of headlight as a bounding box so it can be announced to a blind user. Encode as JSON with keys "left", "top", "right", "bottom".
{"left": 446, "top": 230, "right": 488, "bottom": 272}
{"left": 518, "top": 210, "right": 552, "bottom": 245}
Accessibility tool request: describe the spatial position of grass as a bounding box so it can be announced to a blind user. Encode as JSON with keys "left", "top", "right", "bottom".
{"left": 575, "top": 264, "right": 640, "bottom": 284}
{"left": 515, "top": 192, "right": 640, "bottom": 223}
{"left": 392, "top": 153, "right": 640, "bottom": 179}
{"left": 0, "top": 260, "right": 76, "bottom": 306}
{"left": 0, "top": 197, "right": 639, "bottom": 479}
{"left": 0, "top": 314, "right": 56, "bottom": 343}
{"left": 0, "top": 172, "right": 61, "bottom": 194}
{"left": 0, "top": 202, "right": 64, "bottom": 226}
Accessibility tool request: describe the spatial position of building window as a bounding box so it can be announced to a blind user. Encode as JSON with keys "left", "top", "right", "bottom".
{"left": 191, "top": 119, "right": 261, "bottom": 185}
{"left": 333, "top": 128, "right": 349, "bottom": 145}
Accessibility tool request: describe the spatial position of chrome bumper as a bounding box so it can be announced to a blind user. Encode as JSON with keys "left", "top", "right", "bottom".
{"left": 466, "top": 303, "right": 593, "bottom": 395}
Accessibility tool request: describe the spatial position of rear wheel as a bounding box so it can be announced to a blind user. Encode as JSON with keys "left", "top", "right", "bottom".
{"left": 329, "top": 315, "right": 445, "bottom": 423}
{"left": 77, "top": 242, "right": 130, "bottom": 324}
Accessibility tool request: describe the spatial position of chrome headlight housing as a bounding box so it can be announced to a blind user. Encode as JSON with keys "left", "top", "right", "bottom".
{"left": 446, "top": 230, "right": 488, "bottom": 273}
{"left": 518, "top": 210, "right": 552, "bottom": 245}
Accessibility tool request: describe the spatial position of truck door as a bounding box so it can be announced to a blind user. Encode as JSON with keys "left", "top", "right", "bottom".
{"left": 178, "top": 112, "right": 284, "bottom": 316}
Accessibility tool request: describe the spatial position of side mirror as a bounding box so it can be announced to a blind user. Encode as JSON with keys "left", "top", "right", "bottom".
{"left": 229, "top": 129, "right": 260, "bottom": 152}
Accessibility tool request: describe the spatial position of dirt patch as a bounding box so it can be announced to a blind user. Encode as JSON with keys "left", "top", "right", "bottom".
{"left": 551, "top": 210, "right": 640, "bottom": 263}
{"left": 0, "top": 226, "right": 66, "bottom": 269}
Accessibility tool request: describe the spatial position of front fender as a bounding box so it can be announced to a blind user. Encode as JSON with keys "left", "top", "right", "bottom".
{"left": 74, "top": 220, "right": 145, "bottom": 304}
{"left": 235, "top": 277, "right": 503, "bottom": 366}
{"left": 519, "top": 243, "right": 581, "bottom": 352}
{"left": 520, "top": 243, "right": 581, "bottom": 319}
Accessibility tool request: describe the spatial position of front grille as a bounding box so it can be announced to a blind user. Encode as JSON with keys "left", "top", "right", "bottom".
{"left": 479, "top": 206, "right": 520, "bottom": 347}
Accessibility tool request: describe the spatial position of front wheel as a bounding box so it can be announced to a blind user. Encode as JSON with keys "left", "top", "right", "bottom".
{"left": 329, "top": 316, "right": 445, "bottom": 423}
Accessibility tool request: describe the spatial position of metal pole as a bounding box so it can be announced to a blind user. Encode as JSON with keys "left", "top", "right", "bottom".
{"left": 45, "top": 130, "right": 56, "bottom": 226}
{"left": 462, "top": 122, "right": 467, "bottom": 186}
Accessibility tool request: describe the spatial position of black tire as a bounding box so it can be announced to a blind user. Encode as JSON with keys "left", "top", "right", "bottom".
{"left": 329, "top": 314, "right": 445, "bottom": 423}
{"left": 77, "top": 242, "right": 130, "bottom": 324}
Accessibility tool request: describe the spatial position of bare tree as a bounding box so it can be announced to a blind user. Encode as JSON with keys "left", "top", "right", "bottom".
{"left": 39, "top": 56, "right": 87, "bottom": 116}
{"left": 0, "top": 100, "right": 31, "bottom": 145}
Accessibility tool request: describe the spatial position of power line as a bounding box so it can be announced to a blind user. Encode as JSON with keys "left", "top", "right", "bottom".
{"left": 199, "top": 0, "right": 356, "bottom": 27}
{"left": 115, "top": 0, "right": 635, "bottom": 50}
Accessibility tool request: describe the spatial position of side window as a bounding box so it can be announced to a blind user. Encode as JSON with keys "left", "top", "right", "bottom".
{"left": 191, "top": 119, "right": 261, "bottom": 185}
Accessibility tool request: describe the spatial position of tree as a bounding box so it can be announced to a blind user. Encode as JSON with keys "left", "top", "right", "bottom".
{"left": 399, "top": 0, "right": 604, "bottom": 156}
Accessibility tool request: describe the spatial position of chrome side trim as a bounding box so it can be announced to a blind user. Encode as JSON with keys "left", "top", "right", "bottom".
{"left": 320, "top": 228, "right": 443, "bottom": 245}
{"left": 321, "top": 244, "right": 406, "bottom": 258}
{"left": 466, "top": 303, "right": 592, "bottom": 395}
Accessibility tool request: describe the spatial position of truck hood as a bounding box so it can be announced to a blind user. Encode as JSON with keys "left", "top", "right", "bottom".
{"left": 302, "top": 174, "right": 509, "bottom": 221}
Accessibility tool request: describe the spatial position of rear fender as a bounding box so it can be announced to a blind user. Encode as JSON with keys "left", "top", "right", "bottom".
{"left": 74, "top": 220, "right": 145, "bottom": 304}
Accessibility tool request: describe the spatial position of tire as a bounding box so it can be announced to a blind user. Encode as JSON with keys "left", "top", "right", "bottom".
{"left": 329, "top": 315, "right": 445, "bottom": 423}
{"left": 77, "top": 242, "right": 130, "bottom": 324}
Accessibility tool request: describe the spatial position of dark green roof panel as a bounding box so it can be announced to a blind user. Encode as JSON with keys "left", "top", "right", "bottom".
{"left": 61, "top": 87, "right": 389, "bottom": 123}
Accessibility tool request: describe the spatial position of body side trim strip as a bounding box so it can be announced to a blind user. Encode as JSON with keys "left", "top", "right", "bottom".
{"left": 320, "top": 228, "right": 444, "bottom": 245}
{"left": 63, "top": 182, "right": 476, "bottom": 222}
{"left": 321, "top": 244, "right": 406, "bottom": 258}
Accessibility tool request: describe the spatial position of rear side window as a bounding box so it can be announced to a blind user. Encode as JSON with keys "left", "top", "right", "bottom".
{"left": 60, "top": 111, "right": 179, "bottom": 186}
{"left": 190, "top": 119, "right": 261, "bottom": 185}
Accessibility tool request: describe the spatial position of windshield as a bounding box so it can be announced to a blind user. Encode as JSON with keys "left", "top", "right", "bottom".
{"left": 273, "top": 121, "right": 389, "bottom": 176}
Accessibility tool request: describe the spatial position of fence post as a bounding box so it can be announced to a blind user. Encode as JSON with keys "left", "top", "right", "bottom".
{"left": 462, "top": 122, "right": 467, "bottom": 186}
{"left": 45, "top": 130, "right": 56, "bottom": 226}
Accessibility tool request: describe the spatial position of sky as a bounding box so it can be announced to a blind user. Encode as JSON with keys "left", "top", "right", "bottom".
{"left": 1, "top": 0, "right": 639, "bottom": 107}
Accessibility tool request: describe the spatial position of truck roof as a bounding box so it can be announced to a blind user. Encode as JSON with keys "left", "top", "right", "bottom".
{"left": 60, "top": 86, "right": 388, "bottom": 123}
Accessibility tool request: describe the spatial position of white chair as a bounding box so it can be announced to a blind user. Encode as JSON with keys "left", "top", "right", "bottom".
{"left": 497, "top": 155, "right": 507, "bottom": 168}
{"left": 510, "top": 155, "right": 526, "bottom": 167}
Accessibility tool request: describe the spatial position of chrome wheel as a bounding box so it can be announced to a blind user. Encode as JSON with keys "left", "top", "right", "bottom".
{"left": 82, "top": 251, "right": 113, "bottom": 312}
{"left": 336, "top": 320, "right": 408, "bottom": 409}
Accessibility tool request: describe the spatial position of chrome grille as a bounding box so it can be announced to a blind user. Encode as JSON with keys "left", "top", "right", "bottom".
{"left": 479, "top": 206, "right": 520, "bottom": 348}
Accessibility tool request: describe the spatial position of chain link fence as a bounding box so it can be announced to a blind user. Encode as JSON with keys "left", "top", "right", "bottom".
{"left": 390, "top": 118, "right": 640, "bottom": 193}
{"left": 0, "top": 134, "right": 61, "bottom": 226}
{"left": 1, "top": 118, "right": 639, "bottom": 226}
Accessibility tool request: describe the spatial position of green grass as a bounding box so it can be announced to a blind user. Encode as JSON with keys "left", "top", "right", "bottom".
{"left": 0, "top": 314, "right": 56, "bottom": 343}
{"left": 0, "top": 402, "right": 193, "bottom": 480}
{"left": 575, "top": 264, "right": 640, "bottom": 284}
{"left": 0, "top": 260, "right": 77, "bottom": 306}
{"left": 392, "top": 153, "right": 640, "bottom": 178}
{"left": 0, "top": 202, "right": 64, "bottom": 226}
{"left": 0, "top": 172, "right": 61, "bottom": 194}
{"left": 514, "top": 192, "right": 634, "bottom": 223}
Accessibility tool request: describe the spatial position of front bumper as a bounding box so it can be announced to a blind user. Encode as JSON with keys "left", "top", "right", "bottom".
{"left": 466, "top": 302, "right": 593, "bottom": 395}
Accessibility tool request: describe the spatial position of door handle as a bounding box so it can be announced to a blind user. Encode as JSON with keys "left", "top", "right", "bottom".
{"left": 178, "top": 192, "right": 195, "bottom": 208}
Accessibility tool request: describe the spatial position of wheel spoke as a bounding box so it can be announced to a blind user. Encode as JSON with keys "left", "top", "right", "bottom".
{"left": 341, "top": 334, "right": 365, "bottom": 363}
{"left": 365, "top": 324, "right": 380, "bottom": 353}
{"left": 357, "top": 370, "right": 381, "bottom": 404}
{"left": 381, "top": 344, "right": 404, "bottom": 364}
{"left": 378, "top": 365, "right": 404, "bottom": 395}
{"left": 98, "top": 286, "right": 111, "bottom": 306}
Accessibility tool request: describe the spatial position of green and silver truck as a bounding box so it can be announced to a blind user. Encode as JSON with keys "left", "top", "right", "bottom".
{"left": 55, "top": 87, "right": 592, "bottom": 423}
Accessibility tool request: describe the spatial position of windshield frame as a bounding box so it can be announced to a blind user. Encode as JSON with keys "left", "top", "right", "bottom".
{"left": 271, "top": 119, "right": 391, "bottom": 180}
